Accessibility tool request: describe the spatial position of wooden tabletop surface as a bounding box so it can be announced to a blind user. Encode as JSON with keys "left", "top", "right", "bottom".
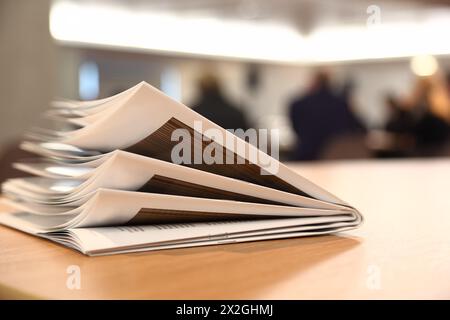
{"left": 1, "top": 159, "right": 449, "bottom": 299}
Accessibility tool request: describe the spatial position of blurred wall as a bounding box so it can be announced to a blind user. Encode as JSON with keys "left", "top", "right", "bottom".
{"left": 0, "top": 0, "right": 55, "bottom": 151}
{"left": 57, "top": 47, "right": 450, "bottom": 131}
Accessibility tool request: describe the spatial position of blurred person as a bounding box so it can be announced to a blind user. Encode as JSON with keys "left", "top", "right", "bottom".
{"left": 370, "top": 93, "right": 417, "bottom": 158}
{"left": 339, "top": 77, "right": 355, "bottom": 104}
{"left": 405, "top": 77, "right": 450, "bottom": 153}
{"left": 447, "top": 70, "right": 450, "bottom": 95}
{"left": 289, "top": 71, "right": 364, "bottom": 161}
{"left": 339, "top": 77, "right": 367, "bottom": 132}
{"left": 192, "top": 74, "right": 249, "bottom": 130}
{"left": 442, "top": 70, "right": 450, "bottom": 121}
{"left": 385, "top": 93, "right": 416, "bottom": 135}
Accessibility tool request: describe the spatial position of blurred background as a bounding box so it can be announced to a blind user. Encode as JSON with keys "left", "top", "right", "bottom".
{"left": 1, "top": 0, "right": 450, "bottom": 179}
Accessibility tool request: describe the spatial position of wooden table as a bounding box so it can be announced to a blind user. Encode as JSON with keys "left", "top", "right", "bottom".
{"left": 1, "top": 159, "right": 449, "bottom": 299}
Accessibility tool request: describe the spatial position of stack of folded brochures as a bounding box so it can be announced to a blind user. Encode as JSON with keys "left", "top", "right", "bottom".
{"left": 0, "top": 82, "right": 362, "bottom": 256}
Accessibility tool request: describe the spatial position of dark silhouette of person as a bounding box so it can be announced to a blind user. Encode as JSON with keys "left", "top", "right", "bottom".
{"left": 446, "top": 70, "right": 450, "bottom": 95}
{"left": 192, "top": 74, "right": 249, "bottom": 130}
{"left": 385, "top": 93, "right": 416, "bottom": 134}
{"left": 289, "top": 71, "right": 363, "bottom": 160}
{"left": 339, "top": 77, "right": 366, "bottom": 132}
{"left": 384, "top": 78, "right": 449, "bottom": 157}
{"left": 409, "top": 78, "right": 449, "bottom": 150}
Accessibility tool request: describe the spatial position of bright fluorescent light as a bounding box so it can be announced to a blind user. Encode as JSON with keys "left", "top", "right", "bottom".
{"left": 49, "top": 1, "right": 305, "bottom": 63}
{"left": 50, "top": 1, "right": 450, "bottom": 63}
{"left": 306, "top": 21, "right": 450, "bottom": 62}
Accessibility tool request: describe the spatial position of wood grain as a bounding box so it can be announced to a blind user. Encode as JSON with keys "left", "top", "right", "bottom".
{"left": 1, "top": 159, "right": 449, "bottom": 299}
